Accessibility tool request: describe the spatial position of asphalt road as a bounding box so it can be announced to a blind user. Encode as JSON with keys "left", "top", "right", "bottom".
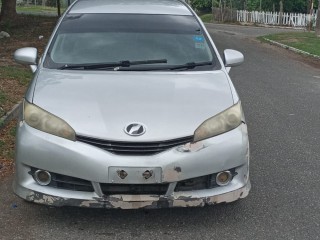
{"left": 1, "top": 24, "right": 320, "bottom": 240}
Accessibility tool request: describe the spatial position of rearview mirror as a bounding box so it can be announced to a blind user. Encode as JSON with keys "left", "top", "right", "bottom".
{"left": 224, "top": 49, "right": 244, "bottom": 68}
{"left": 14, "top": 47, "right": 38, "bottom": 73}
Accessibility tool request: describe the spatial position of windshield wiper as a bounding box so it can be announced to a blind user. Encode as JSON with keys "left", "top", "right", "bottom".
{"left": 117, "top": 61, "right": 214, "bottom": 71}
{"left": 167, "top": 61, "right": 213, "bottom": 70}
{"left": 58, "top": 59, "right": 167, "bottom": 70}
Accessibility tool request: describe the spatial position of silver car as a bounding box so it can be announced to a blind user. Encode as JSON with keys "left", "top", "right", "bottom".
{"left": 13, "top": 0, "right": 250, "bottom": 209}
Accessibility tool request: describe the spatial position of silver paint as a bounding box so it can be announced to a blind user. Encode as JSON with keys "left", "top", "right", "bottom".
{"left": 13, "top": 0, "right": 250, "bottom": 209}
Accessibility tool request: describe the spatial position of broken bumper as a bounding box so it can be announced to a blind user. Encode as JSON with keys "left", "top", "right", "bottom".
{"left": 14, "top": 180, "right": 250, "bottom": 209}
{"left": 13, "top": 122, "right": 250, "bottom": 209}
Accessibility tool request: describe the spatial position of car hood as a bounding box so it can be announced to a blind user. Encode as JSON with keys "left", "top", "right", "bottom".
{"left": 32, "top": 69, "right": 234, "bottom": 141}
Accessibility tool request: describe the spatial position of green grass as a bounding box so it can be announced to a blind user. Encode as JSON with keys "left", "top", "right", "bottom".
{"left": 9, "top": 126, "right": 17, "bottom": 137}
{"left": 0, "top": 91, "right": 6, "bottom": 102}
{"left": 0, "top": 91, "right": 7, "bottom": 116}
{"left": 0, "top": 124, "right": 16, "bottom": 160}
{"left": 16, "top": 5, "right": 66, "bottom": 14}
{"left": 0, "top": 140, "right": 4, "bottom": 149}
{"left": 261, "top": 32, "right": 320, "bottom": 57}
{"left": 200, "top": 14, "right": 213, "bottom": 23}
{"left": 0, "top": 4, "right": 66, "bottom": 14}
{"left": 0, "top": 66, "right": 33, "bottom": 86}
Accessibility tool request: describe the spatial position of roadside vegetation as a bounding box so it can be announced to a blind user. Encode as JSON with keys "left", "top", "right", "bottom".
{"left": 0, "top": 121, "right": 16, "bottom": 178}
{"left": 0, "top": 15, "right": 57, "bottom": 178}
{"left": 0, "top": 66, "right": 32, "bottom": 118}
{"left": 0, "top": 15, "right": 57, "bottom": 119}
{"left": 190, "top": 0, "right": 319, "bottom": 13}
{"left": 260, "top": 32, "right": 320, "bottom": 57}
{"left": 200, "top": 13, "right": 213, "bottom": 23}
{"left": 16, "top": 5, "right": 64, "bottom": 15}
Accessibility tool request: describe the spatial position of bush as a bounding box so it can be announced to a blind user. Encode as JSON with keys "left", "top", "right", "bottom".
{"left": 200, "top": 13, "right": 213, "bottom": 23}
{"left": 191, "top": 0, "right": 212, "bottom": 12}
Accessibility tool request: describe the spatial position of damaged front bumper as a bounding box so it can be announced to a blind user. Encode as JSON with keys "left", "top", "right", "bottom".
{"left": 14, "top": 180, "right": 251, "bottom": 209}
{"left": 14, "top": 122, "right": 250, "bottom": 209}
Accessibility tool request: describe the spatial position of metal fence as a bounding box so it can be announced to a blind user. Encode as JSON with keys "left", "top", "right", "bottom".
{"left": 237, "top": 10, "right": 318, "bottom": 28}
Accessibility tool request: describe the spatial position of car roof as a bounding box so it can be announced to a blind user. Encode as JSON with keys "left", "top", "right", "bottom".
{"left": 69, "top": 0, "right": 192, "bottom": 15}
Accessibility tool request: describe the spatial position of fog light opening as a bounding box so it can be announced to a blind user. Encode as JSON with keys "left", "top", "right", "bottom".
{"left": 216, "top": 171, "right": 232, "bottom": 186}
{"left": 34, "top": 170, "right": 51, "bottom": 186}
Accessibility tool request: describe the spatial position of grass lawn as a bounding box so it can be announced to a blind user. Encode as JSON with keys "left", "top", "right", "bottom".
{"left": 0, "top": 66, "right": 32, "bottom": 118}
{"left": 16, "top": 5, "right": 66, "bottom": 14}
{"left": 0, "top": 120, "right": 17, "bottom": 178}
{"left": 0, "top": 15, "right": 57, "bottom": 178}
{"left": 0, "top": 4, "right": 66, "bottom": 15}
{"left": 200, "top": 13, "right": 213, "bottom": 23}
{"left": 0, "top": 15, "right": 57, "bottom": 120}
{"left": 261, "top": 32, "right": 320, "bottom": 57}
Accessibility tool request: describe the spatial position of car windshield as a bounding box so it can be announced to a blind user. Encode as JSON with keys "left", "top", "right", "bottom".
{"left": 44, "top": 13, "right": 220, "bottom": 71}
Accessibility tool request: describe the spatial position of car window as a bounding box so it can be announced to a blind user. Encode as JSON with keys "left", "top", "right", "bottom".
{"left": 44, "top": 14, "right": 220, "bottom": 71}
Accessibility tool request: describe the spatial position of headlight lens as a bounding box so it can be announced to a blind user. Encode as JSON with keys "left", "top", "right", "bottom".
{"left": 193, "top": 101, "right": 242, "bottom": 142}
{"left": 24, "top": 100, "right": 76, "bottom": 141}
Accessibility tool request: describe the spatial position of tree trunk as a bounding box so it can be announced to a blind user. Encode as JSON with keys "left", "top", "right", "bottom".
{"left": 219, "top": 0, "right": 223, "bottom": 22}
{"left": 212, "top": 0, "right": 215, "bottom": 23}
{"left": 316, "top": 4, "right": 320, "bottom": 37}
{"left": 279, "top": 0, "right": 283, "bottom": 25}
{"left": 0, "top": 0, "right": 17, "bottom": 22}
{"left": 259, "top": 0, "right": 262, "bottom": 11}
{"left": 57, "top": 0, "right": 61, "bottom": 17}
{"left": 307, "top": 0, "right": 311, "bottom": 13}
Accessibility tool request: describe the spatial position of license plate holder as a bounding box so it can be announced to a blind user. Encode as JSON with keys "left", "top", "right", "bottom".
{"left": 108, "top": 167, "right": 162, "bottom": 184}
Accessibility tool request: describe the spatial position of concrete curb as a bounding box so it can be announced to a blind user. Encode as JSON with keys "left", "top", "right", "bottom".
{"left": 205, "top": 22, "right": 305, "bottom": 31}
{"left": 0, "top": 101, "right": 22, "bottom": 130}
{"left": 263, "top": 37, "right": 320, "bottom": 60}
{"left": 240, "top": 22, "right": 305, "bottom": 30}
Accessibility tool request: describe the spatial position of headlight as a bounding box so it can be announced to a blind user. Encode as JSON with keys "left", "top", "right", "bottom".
{"left": 24, "top": 100, "right": 76, "bottom": 141}
{"left": 193, "top": 101, "right": 242, "bottom": 142}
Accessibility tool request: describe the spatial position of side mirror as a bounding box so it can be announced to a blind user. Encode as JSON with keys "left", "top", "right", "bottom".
{"left": 224, "top": 49, "right": 244, "bottom": 68}
{"left": 14, "top": 47, "right": 38, "bottom": 73}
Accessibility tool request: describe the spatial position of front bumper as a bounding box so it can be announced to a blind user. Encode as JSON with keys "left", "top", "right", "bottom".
{"left": 14, "top": 180, "right": 250, "bottom": 209}
{"left": 14, "top": 122, "right": 250, "bottom": 209}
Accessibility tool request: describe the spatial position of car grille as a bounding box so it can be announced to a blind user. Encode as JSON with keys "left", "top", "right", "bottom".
{"left": 49, "top": 172, "right": 94, "bottom": 192}
{"left": 175, "top": 169, "right": 237, "bottom": 191}
{"left": 76, "top": 135, "right": 194, "bottom": 155}
{"left": 175, "top": 175, "right": 214, "bottom": 192}
{"left": 30, "top": 168, "right": 236, "bottom": 194}
{"left": 100, "top": 183, "right": 169, "bottom": 195}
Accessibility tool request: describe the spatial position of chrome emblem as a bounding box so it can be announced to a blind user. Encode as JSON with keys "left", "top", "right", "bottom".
{"left": 124, "top": 123, "right": 146, "bottom": 136}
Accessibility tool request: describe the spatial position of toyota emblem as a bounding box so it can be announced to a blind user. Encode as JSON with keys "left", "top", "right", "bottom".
{"left": 124, "top": 123, "right": 146, "bottom": 136}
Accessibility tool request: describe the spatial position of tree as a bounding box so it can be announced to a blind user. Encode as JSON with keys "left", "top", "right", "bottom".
{"left": 190, "top": 0, "right": 213, "bottom": 12}
{"left": 0, "top": 0, "right": 17, "bottom": 22}
{"left": 235, "top": 0, "right": 311, "bottom": 12}
{"left": 316, "top": 3, "right": 320, "bottom": 36}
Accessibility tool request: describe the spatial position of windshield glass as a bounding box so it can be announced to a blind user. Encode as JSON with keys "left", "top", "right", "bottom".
{"left": 44, "top": 14, "right": 220, "bottom": 71}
